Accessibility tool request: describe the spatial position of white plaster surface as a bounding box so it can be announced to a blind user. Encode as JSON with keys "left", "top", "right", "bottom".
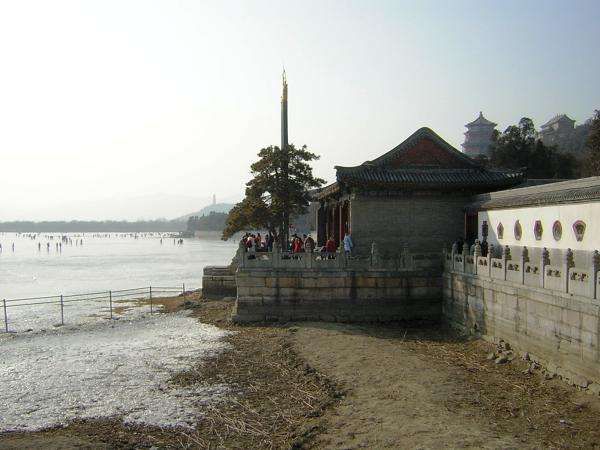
{"left": 0, "top": 312, "right": 231, "bottom": 432}
{"left": 479, "top": 202, "right": 600, "bottom": 250}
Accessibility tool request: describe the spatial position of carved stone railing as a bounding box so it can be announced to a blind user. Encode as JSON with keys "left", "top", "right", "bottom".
{"left": 569, "top": 268, "right": 593, "bottom": 298}
{"left": 238, "top": 241, "right": 442, "bottom": 272}
{"left": 524, "top": 262, "right": 542, "bottom": 288}
{"left": 444, "top": 243, "right": 600, "bottom": 301}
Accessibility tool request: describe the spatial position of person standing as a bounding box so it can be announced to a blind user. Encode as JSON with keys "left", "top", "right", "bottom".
{"left": 293, "top": 236, "right": 303, "bottom": 253}
{"left": 248, "top": 235, "right": 257, "bottom": 259}
{"left": 325, "top": 236, "right": 336, "bottom": 257}
{"left": 304, "top": 234, "right": 315, "bottom": 253}
{"left": 265, "top": 233, "right": 273, "bottom": 252}
{"left": 343, "top": 232, "right": 354, "bottom": 255}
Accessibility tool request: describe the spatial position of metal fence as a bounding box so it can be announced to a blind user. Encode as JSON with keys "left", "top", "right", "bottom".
{"left": 2, "top": 284, "right": 194, "bottom": 333}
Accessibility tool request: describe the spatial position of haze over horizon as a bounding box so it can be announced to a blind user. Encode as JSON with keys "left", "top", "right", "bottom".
{"left": 1, "top": 0, "right": 598, "bottom": 221}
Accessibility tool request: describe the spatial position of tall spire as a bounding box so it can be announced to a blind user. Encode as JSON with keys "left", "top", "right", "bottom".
{"left": 281, "top": 70, "right": 288, "bottom": 152}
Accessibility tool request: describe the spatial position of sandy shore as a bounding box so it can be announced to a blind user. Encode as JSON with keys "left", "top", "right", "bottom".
{"left": 2, "top": 298, "right": 600, "bottom": 449}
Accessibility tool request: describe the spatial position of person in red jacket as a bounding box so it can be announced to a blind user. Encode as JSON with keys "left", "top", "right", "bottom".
{"left": 325, "top": 236, "right": 336, "bottom": 257}
{"left": 292, "top": 236, "right": 304, "bottom": 253}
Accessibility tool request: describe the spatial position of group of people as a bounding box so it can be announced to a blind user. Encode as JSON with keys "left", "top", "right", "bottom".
{"left": 290, "top": 234, "right": 315, "bottom": 253}
{"left": 240, "top": 231, "right": 354, "bottom": 256}
{"left": 241, "top": 232, "right": 275, "bottom": 253}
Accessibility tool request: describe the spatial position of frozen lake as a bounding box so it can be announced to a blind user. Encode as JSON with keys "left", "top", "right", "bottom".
{"left": 0, "top": 232, "right": 237, "bottom": 331}
{"left": 0, "top": 232, "right": 237, "bottom": 299}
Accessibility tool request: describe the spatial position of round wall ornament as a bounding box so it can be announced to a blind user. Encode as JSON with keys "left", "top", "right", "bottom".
{"left": 534, "top": 220, "right": 543, "bottom": 240}
{"left": 552, "top": 221, "right": 562, "bottom": 241}
{"left": 514, "top": 220, "right": 522, "bottom": 241}
{"left": 497, "top": 222, "right": 504, "bottom": 240}
{"left": 573, "top": 220, "right": 586, "bottom": 242}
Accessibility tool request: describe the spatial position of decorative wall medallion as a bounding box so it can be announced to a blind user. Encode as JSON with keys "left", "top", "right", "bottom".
{"left": 573, "top": 220, "right": 586, "bottom": 242}
{"left": 482, "top": 220, "right": 489, "bottom": 238}
{"left": 514, "top": 220, "right": 522, "bottom": 241}
{"left": 534, "top": 220, "right": 543, "bottom": 240}
{"left": 497, "top": 222, "right": 504, "bottom": 240}
{"left": 552, "top": 221, "right": 562, "bottom": 241}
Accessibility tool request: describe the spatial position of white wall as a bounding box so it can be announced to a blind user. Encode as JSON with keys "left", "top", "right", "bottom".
{"left": 478, "top": 202, "right": 600, "bottom": 251}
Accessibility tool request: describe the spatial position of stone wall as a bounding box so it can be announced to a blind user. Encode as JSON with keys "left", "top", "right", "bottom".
{"left": 233, "top": 267, "right": 442, "bottom": 323}
{"left": 202, "top": 265, "right": 236, "bottom": 299}
{"left": 350, "top": 193, "right": 470, "bottom": 256}
{"left": 443, "top": 244, "right": 600, "bottom": 390}
{"left": 232, "top": 239, "right": 443, "bottom": 323}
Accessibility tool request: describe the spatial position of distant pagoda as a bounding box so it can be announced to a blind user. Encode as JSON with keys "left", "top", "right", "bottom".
{"left": 462, "top": 112, "right": 497, "bottom": 158}
{"left": 538, "top": 114, "right": 575, "bottom": 147}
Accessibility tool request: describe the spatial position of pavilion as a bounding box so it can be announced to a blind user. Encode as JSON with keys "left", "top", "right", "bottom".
{"left": 315, "top": 127, "right": 525, "bottom": 255}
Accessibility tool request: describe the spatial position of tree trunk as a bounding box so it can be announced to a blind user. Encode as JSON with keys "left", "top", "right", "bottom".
{"left": 279, "top": 213, "right": 289, "bottom": 251}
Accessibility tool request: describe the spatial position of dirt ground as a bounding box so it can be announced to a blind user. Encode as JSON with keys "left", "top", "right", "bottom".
{"left": 2, "top": 298, "right": 600, "bottom": 449}
{"left": 292, "top": 323, "right": 600, "bottom": 449}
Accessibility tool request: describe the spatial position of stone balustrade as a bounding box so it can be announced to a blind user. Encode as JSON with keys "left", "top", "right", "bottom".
{"left": 237, "top": 240, "right": 442, "bottom": 272}
{"left": 232, "top": 241, "right": 444, "bottom": 323}
{"left": 444, "top": 243, "right": 600, "bottom": 301}
{"left": 444, "top": 243, "right": 600, "bottom": 391}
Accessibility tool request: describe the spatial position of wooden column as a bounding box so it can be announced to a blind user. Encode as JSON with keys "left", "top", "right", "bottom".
{"left": 338, "top": 202, "right": 343, "bottom": 249}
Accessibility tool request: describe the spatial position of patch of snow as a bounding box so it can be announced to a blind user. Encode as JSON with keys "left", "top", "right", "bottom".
{"left": 0, "top": 312, "right": 231, "bottom": 432}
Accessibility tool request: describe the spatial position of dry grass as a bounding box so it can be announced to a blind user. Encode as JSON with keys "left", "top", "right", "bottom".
{"left": 352, "top": 325, "right": 600, "bottom": 449}
{"left": 173, "top": 302, "right": 343, "bottom": 449}
{"left": 3, "top": 298, "right": 600, "bottom": 449}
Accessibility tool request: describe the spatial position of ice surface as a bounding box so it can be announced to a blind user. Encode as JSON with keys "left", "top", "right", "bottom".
{"left": 4, "top": 295, "right": 165, "bottom": 333}
{"left": 0, "top": 312, "right": 231, "bottom": 432}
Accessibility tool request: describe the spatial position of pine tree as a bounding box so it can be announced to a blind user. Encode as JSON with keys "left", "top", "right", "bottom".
{"left": 583, "top": 110, "right": 600, "bottom": 176}
{"left": 222, "top": 144, "right": 325, "bottom": 245}
{"left": 489, "top": 117, "right": 577, "bottom": 179}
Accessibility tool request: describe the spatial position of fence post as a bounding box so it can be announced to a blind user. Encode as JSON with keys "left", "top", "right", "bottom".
{"left": 3, "top": 299, "right": 7, "bottom": 333}
{"left": 182, "top": 283, "right": 185, "bottom": 296}
{"left": 564, "top": 248, "right": 574, "bottom": 293}
{"left": 502, "top": 245, "right": 510, "bottom": 281}
{"left": 149, "top": 286, "right": 153, "bottom": 314}
{"left": 60, "top": 294, "right": 64, "bottom": 326}
{"left": 473, "top": 240, "right": 481, "bottom": 275}
{"left": 109, "top": 290, "right": 113, "bottom": 320}
{"left": 541, "top": 247, "right": 550, "bottom": 289}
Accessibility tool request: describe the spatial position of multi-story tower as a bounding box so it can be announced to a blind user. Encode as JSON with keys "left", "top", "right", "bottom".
{"left": 462, "top": 112, "right": 497, "bottom": 158}
{"left": 538, "top": 114, "right": 575, "bottom": 147}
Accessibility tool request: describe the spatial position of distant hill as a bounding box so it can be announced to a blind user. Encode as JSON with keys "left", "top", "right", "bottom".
{"left": 0, "top": 220, "right": 186, "bottom": 233}
{"left": 175, "top": 203, "right": 235, "bottom": 222}
{"left": 186, "top": 212, "right": 228, "bottom": 232}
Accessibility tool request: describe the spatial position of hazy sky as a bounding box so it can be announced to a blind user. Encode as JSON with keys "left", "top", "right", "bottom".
{"left": 1, "top": 0, "right": 599, "bottom": 220}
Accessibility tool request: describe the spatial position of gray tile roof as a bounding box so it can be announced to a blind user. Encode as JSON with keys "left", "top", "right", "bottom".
{"left": 469, "top": 176, "right": 600, "bottom": 210}
{"left": 328, "top": 127, "right": 523, "bottom": 195}
{"left": 335, "top": 166, "right": 524, "bottom": 190}
{"left": 541, "top": 114, "right": 575, "bottom": 129}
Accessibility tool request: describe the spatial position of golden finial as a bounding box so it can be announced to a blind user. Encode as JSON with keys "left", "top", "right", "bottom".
{"left": 281, "top": 68, "right": 288, "bottom": 102}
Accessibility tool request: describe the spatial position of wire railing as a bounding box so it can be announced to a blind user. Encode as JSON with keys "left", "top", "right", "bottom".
{"left": 1, "top": 284, "right": 195, "bottom": 333}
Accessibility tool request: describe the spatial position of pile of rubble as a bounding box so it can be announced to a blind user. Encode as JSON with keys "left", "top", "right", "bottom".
{"left": 485, "top": 339, "right": 600, "bottom": 395}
